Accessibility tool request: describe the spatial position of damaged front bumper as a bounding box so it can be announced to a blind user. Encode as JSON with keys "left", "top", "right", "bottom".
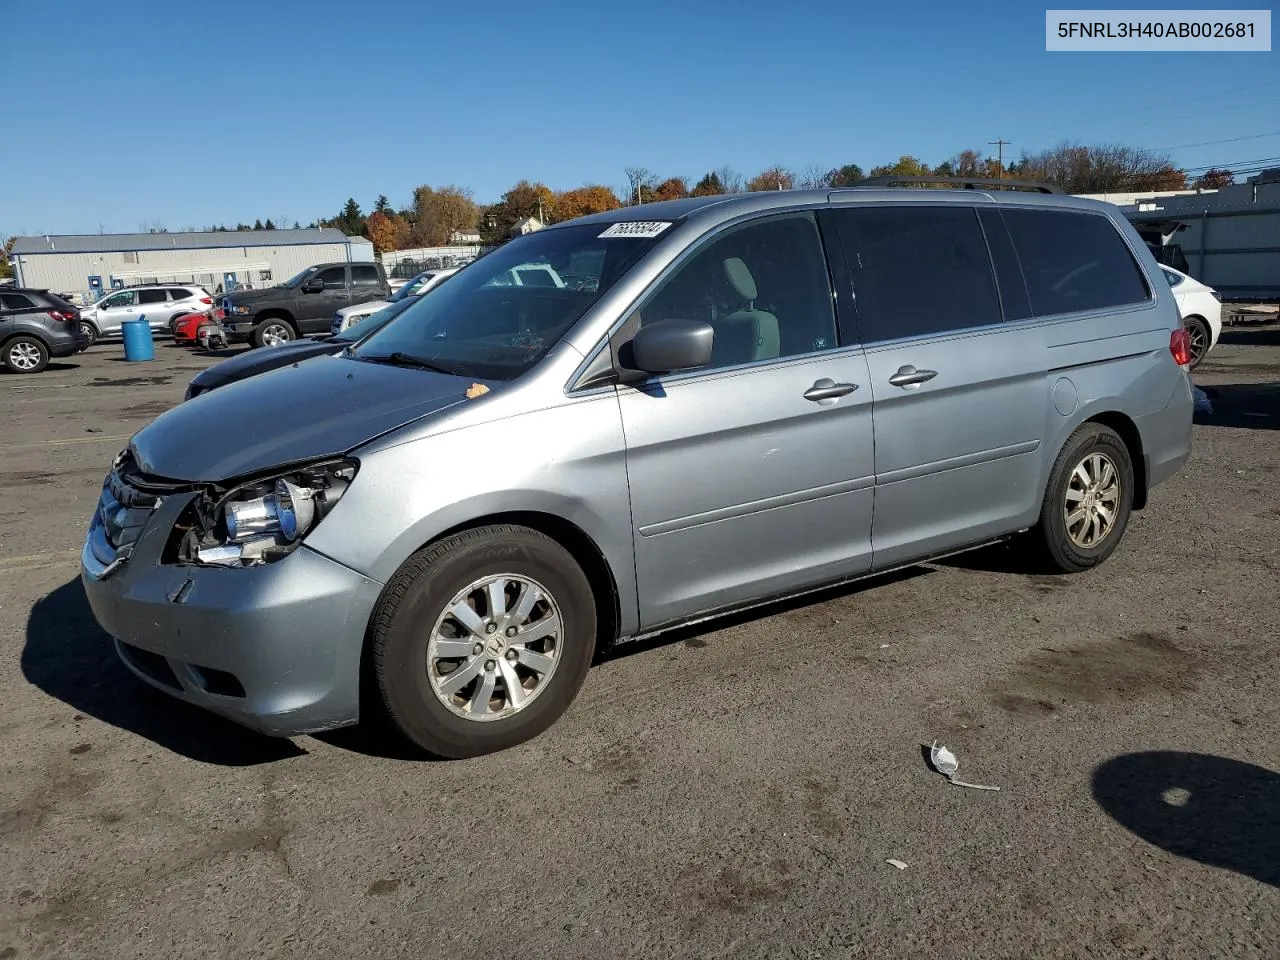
{"left": 80, "top": 461, "right": 384, "bottom": 737}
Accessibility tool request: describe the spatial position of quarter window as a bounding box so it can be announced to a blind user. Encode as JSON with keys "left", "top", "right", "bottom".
{"left": 829, "top": 206, "right": 1001, "bottom": 343}
{"left": 634, "top": 212, "right": 838, "bottom": 371}
{"left": 352, "top": 265, "right": 381, "bottom": 288}
{"left": 1001, "top": 209, "right": 1150, "bottom": 316}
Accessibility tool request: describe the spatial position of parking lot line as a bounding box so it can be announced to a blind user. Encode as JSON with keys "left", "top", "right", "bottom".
{"left": 0, "top": 548, "right": 81, "bottom": 568}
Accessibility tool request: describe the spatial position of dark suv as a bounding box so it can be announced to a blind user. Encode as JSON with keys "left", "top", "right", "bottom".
{"left": 0, "top": 288, "right": 86, "bottom": 373}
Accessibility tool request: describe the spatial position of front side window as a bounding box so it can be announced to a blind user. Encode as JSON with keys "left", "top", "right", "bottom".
{"left": 352, "top": 264, "right": 381, "bottom": 288}
{"left": 354, "top": 222, "right": 665, "bottom": 381}
{"left": 829, "top": 206, "right": 1001, "bottom": 343}
{"left": 1001, "top": 208, "right": 1151, "bottom": 317}
{"left": 104, "top": 291, "right": 136, "bottom": 308}
{"left": 316, "top": 267, "right": 347, "bottom": 289}
{"left": 632, "top": 212, "right": 837, "bottom": 370}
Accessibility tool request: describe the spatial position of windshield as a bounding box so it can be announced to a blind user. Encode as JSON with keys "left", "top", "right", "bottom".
{"left": 280, "top": 266, "right": 320, "bottom": 288}
{"left": 353, "top": 223, "right": 667, "bottom": 380}
{"left": 333, "top": 298, "right": 416, "bottom": 341}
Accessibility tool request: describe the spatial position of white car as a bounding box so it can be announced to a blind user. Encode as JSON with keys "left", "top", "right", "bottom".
{"left": 78, "top": 283, "right": 215, "bottom": 346}
{"left": 331, "top": 267, "right": 458, "bottom": 335}
{"left": 1161, "top": 266, "right": 1221, "bottom": 369}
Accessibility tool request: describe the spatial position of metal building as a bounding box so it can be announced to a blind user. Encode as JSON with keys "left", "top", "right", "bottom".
{"left": 7, "top": 229, "right": 375, "bottom": 303}
{"left": 1112, "top": 170, "right": 1280, "bottom": 302}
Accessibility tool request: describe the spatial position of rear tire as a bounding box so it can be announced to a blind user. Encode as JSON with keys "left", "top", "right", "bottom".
{"left": 3, "top": 336, "right": 50, "bottom": 374}
{"left": 1029, "top": 423, "right": 1134, "bottom": 574}
{"left": 1183, "top": 316, "right": 1211, "bottom": 370}
{"left": 371, "top": 525, "right": 596, "bottom": 759}
{"left": 252, "top": 319, "right": 296, "bottom": 348}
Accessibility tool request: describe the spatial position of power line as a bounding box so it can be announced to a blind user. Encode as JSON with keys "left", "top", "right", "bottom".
{"left": 1151, "top": 130, "right": 1280, "bottom": 151}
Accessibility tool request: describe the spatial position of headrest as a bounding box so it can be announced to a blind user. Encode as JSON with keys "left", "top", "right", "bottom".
{"left": 723, "top": 257, "right": 757, "bottom": 301}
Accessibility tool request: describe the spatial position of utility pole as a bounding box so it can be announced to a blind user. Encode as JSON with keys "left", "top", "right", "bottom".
{"left": 988, "top": 138, "right": 1011, "bottom": 179}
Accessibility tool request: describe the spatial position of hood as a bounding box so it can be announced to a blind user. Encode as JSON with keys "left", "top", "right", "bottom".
{"left": 220, "top": 286, "right": 287, "bottom": 304}
{"left": 188, "top": 339, "right": 337, "bottom": 391}
{"left": 131, "top": 354, "right": 471, "bottom": 481}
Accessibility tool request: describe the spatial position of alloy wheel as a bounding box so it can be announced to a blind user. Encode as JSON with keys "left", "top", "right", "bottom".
{"left": 427, "top": 574, "right": 563, "bottom": 722}
{"left": 1064, "top": 452, "right": 1121, "bottom": 548}
{"left": 9, "top": 342, "right": 42, "bottom": 371}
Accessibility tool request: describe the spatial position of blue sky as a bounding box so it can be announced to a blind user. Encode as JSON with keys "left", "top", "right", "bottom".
{"left": 4, "top": 0, "right": 1277, "bottom": 235}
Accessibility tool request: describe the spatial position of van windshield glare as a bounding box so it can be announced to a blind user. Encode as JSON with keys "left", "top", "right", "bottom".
{"left": 351, "top": 223, "right": 667, "bottom": 381}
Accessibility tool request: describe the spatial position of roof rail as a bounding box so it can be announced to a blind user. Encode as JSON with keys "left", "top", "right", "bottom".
{"left": 854, "top": 176, "right": 1061, "bottom": 194}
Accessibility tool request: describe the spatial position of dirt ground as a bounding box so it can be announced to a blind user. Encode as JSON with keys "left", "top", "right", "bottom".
{"left": 1, "top": 327, "right": 1277, "bottom": 959}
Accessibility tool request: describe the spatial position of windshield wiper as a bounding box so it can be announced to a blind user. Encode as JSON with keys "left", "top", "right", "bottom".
{"left": 359, "top": 351, "right": 456, "bottom": 375}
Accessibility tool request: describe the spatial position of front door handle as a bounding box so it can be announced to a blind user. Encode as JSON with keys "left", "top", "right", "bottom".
{"left": 803, "top": 378, "right": 859, "bottom": 402}
{"left": 888, "top": 365, "right": 938, "bottom": 388}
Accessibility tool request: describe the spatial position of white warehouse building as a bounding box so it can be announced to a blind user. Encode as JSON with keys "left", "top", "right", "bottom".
{"left": 8, "top": 228, "right": 375, "bottom": 303}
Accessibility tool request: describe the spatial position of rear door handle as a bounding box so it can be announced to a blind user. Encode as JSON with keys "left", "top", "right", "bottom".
{"left": 803, "top": 378, "right": 859, "bottom": 402}
{"left": 888, "top": 365, "right": 938, "bottom": 388}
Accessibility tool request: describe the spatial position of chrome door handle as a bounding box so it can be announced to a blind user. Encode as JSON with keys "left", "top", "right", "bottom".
{"left": 803, "top": 378, "right": 859, "bottom": 402}
{"left": 888, "top": 365, "right": 938, "bottom": 388}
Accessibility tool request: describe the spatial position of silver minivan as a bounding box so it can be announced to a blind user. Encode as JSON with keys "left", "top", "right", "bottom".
{"left": 81, "top": 182, "right": 1194, "bottom": 758}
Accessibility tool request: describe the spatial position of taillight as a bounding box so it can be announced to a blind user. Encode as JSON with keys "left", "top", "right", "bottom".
{"left": 200, "top": 296, "right": 213, "bottom": 304}
{"left": 1170, "top": 328, "right": 1192, "bottom": 366}
{"left": 47, "top": 310, "right": 77, "bottom": 324}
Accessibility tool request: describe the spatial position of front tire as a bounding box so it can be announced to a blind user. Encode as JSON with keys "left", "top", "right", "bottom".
{"left": 79, "top": 321, "right": 99, "bottom": 347}
{"left": 371, "top": 525, "right": 596, "bottom": 759}
{"left": 3, "top": 336, "right": 50, "bottom": 374}
{"left": 1030, "top": 423, "right": 1134, "bottom": 573}
{"left": 1183, "top": 316, "right": 1211, "bottom": 369}
{"left": 252, "top": 319, "right": 296, "bottom": 348}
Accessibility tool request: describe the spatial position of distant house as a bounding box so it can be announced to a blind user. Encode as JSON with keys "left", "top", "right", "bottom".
{"left": 510, "top": 217, "right": 544, "bottom": 237}
{"left": 450, "top": 227, "right": 482, "bottom": 245}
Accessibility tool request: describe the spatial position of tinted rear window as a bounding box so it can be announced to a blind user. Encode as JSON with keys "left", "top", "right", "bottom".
{"left": 1, "top": 293, "right": 37, "bottom": 310}
{"left": 1000, "top": 209, "right": 1150, "bottom": 317}
{"left": 829, "top": 206, "right": 1002, "bottom": 343}
{"left": 138, "top": 289, "right": 168, "bottom": 304}
{"left": 352, "top": 265, "right": 382, "bottom": 288}
{"left": 167, "top": 288, "right": 191, "bottom": 300}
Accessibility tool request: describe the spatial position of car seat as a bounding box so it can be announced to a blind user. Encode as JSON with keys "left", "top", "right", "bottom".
{"left": 709, "top": 258, "right": 780, "bottom": 367}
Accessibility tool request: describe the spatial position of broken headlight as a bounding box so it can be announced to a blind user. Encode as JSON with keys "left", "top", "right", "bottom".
{"left": 176, "top": 459, "right": 357, "bottom": 567}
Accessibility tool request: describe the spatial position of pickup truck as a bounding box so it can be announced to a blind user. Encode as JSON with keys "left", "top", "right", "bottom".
{"left": 219, "top": 261, "right": 391, "bottom": 347}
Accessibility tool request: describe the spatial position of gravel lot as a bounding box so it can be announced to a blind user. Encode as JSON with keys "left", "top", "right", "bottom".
{"left": 2, "top": 327, "right": 1277, "bottom": 959}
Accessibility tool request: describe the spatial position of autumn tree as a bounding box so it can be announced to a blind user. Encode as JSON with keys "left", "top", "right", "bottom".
{"left": 363, "top": 211, "right": 401, "bottom": 253}
{"left": 1015, "top": 142, "right": 1186, "bottom": 193}
{"left": 1193, "top": 168, "right": 1235, "bottom": 190}
{"left": 412, "top": 185, "right": 480, "bottom": 246}
{"left": 691, "top": 171, "right": 726, "bottom": 196}
{"left": 827, "top": 164, "right": 865, "bottom": 187}
{"left": 747, "top": 166, "right": 795, "bottom": 192}
{"left": 0, "top": 236, "right": 12, "bottom": 279}
{"left": 553, "top": 185, "right": 621, "bottom": 222}
{"left": 650, "top": 177, "right": 689, "bottom": 202}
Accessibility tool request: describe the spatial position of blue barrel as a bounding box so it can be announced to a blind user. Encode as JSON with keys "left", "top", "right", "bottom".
{"left": 121, "top": 315, "right": 155, "bottom": 362}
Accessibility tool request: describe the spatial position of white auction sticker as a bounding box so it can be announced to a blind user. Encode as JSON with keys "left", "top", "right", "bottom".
{"left": 598, "top": 221, "right": 673, "bottom": 239}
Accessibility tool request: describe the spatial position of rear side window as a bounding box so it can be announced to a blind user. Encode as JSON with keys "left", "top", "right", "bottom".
{"left": 829, "top": 206, "right": 1001, "bottom": 343}
{"left": 167, "top": 288, "right": 191, "bottom": 300}
{"left": 2, "top": 293, "right": 36, "bottom": 310}
{"left": 1001, "top": 209, "right": 1150, "bottom": 317}
{"left": 138, "top": 289, "right": 168, "bottom": 304}
{"left": 351, "top": 265, "right": 381, "bottom": 288}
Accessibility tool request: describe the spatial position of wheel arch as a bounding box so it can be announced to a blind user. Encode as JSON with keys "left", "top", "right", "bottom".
{"left": 255, "top": 309, "right": 297, "bottom": 330}
{"left": 1082, "top": 410, "right": 1148, "bottom": 511}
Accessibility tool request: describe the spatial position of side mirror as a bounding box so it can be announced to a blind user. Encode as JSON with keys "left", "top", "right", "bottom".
{"left": 302, "top": 278, "right": 324, "bottom": 293}
{"left": 628, "top": 319, "right": 714, "bottom": 374}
